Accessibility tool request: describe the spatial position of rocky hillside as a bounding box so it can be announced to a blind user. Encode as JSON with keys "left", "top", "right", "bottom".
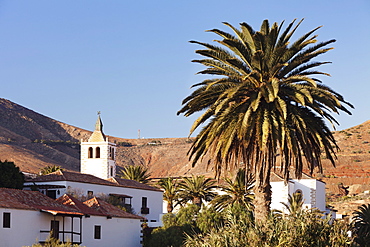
{"left": 1, "top": 98, "right": 370, "bottom": 213}
{"left": 0, "top": 98, "right": 209, "bottom": 177}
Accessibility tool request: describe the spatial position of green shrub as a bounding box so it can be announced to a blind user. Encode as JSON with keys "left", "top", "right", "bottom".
{"left": 185, "top": 210, "right": 352, "bottom": 247}
{"left": 25, "top": 237, "right": 84, "bottom": 247}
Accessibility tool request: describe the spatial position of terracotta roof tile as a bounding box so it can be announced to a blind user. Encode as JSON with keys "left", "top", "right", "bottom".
{"left": 0, "top": 188, "right": 83, "bottom": 216}
{"left": 83, "top": 197, "right": 145, "bottom": 220}
{"left": 108, "top": 178, "right": 162, "bottom": 192}
{"left": 28, "top": 171, "right": 162, "bottom": 192}
{"left": 56, "top": 194, "right": 105, "bottom": 216}
{"left": 27, "top": 170, "right": 117, "bottom": 186}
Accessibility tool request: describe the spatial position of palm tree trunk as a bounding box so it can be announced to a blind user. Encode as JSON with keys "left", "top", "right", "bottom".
{"left": 193, "top": 197, "right": 202, "bottom": 207}
{"left": 167, "top": 202, "right": 173, "bottom": 213}
{"left": 253, "top": 168, "right": 272, "bottom": 222}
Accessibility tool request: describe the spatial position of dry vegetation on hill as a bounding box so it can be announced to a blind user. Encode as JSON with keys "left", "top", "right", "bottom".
{"left": 1, "top": 98, "right": 370, "bottom": 214}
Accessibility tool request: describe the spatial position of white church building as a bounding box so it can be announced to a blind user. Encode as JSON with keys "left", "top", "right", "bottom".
{"left": 13, "top": 114, "right": 164, "bottom": 246}
{"left": 24, "top": 114, "right": 163, "bottom": 223}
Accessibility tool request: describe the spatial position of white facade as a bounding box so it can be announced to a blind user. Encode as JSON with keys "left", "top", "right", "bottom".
{"left": 270, "top": 175, "right": 327, "bottom": 213}
{"left": 0, "top": 208, "right": 51, "bottom": 247}
{"left": 0, "top": 193, "right": 143, "bottom": 247}
{"left": 82, "top": 215, "right": 142, "bottom": 247}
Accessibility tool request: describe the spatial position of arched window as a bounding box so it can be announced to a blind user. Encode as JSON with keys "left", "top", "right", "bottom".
{"left": 95, "top": 147, "right": 100, "bottom": 158}
{"left": 295, "top": 189, "right": 303, "bottom": 195}
{"left": 88, "top": 147, "right": 93, "bottom": 158}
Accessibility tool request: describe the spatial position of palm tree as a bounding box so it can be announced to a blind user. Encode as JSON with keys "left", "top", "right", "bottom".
{"left": 117, "top": 165, "right": 150, "bottom": 184}
{"left": 281, "top": 191, "right": 304, "bottom": 217}
{"left": 178, "top": 175, "right": 217, "bottom": 207}
{"left": 178, "top": 19, "right": 352, "bottom": 221}
{"left": 157, "top": 177, "right": 179, "bottom": 213}
{"left": 353, "top": 204, "right": 370, "bottom": 246}
{"left": 40, "top": 165, "right": 63, "bottom": 175}
{"left": 211, "top": 168, "right": 254, "bottom": 211}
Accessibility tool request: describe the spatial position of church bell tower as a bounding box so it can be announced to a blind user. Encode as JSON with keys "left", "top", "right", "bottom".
{"left": 80, "top": 113, "right": 116, "bottom": 180}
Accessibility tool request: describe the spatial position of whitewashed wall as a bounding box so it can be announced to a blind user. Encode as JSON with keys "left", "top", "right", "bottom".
{"left": 0, "top": 208, "right": 56, "bottom": 247}
{"left": 81, "top": 216, "right": 142, "bottom": 247}
{"left": 270, "top": 181, "right": 290, "bottom": 212}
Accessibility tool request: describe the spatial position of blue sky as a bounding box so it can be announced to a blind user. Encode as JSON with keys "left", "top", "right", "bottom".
{"left": 0, "top": 0, "right": 369, "bottom": 138}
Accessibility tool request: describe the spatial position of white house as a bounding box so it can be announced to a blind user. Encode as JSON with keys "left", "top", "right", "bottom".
{"left": 0, "top": 188, "right": 145, "bottom": 247}
{"left": 270, "top": 173, "right": 328, "bottom": 214}
{"left": 56, "top": 194, "right": 145, "bottom": 247}
{"left": 0, "top": 188, "right": 83, "bottom": 247}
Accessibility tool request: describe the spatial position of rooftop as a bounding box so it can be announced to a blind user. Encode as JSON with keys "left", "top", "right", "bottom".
{"left": 0, "top": 188, "right": 83, "bottom": 216}
{"left": 27, "top": 170, "right": 162, "bottom": 192}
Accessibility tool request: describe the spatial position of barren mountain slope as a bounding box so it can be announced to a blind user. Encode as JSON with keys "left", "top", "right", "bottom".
{"left": 1, "top": 97, "right": 370, "bottom": 197}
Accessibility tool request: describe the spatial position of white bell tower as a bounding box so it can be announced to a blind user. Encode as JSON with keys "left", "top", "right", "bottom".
{"left": 80, "top": 113, "right": 116, "bottom": 180}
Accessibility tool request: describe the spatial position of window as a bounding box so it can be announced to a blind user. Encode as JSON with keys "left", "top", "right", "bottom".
{"left": 141, "top": 197, "right": 149, "bottom": 214}
{"left": 3, "top": 212, "right": 10, "bottom": 228}
{"left": 110, "top": 147, "right": 115, "bottom": 160}
{"left": 88, "top": 147, "right": 93, "bottom": 158}
{"left": 295, "top": 189, "right": 303, "bottom": 195}
{"left": 95, "top": 147, "right": 100, "bottom": 158}
{"left": 50, "top": 220, "right": 59, "bottom": 239}
{"left": 94, "top": 225, "right": 101, "bottom": 239}
{"left": 46, "top": 190, "right": 57, "bottom": 199}
{"left": 142, "top": 197, "right": 147, "bottom": 208}
{"left": 110, "top": 166, "right": 113, "bottom": 177}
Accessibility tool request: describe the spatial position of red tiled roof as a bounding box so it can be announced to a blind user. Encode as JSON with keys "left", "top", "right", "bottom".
{"left": 108, "top": 177, "right": 162, "bottom": 192}
{"left": 27, "top": 170, "right": 117, "bottom": 186}
{"left": 28, "top": 171, "right": 162, "bottom": 192}
{"left": 56, "top": 194, "right": 105, "bottom": 216}
{"left": 0, "top": 188, "right": 83, "bottom": 216}
{"left": 83, "top": 197, "right": 145, "bottom": 220}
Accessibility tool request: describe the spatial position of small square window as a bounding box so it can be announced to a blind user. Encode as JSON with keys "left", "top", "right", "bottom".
{"left": 94, "top": 225, "right": 101, "bottom": 239}
{"left": 3, "top": 212, "right": 10, "bottom": 228}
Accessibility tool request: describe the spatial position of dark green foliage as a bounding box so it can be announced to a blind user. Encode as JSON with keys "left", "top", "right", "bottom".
{"left": 157, "top": 177, "right": 179, "bottom": 213}
{"left": 116, "top": 141, "right": 133, "bottom": 147}
{"left": 185, "top": 205, "right": 352, "bottom": 247}
{"left": 145, "top": 226, "right": 185, "bottom": 247}
{"left": 353, "top": 204, "right": 370, "bottom": 246}
{"left": 0, "top": 160, "right": 24, "bottom": 189}
{"left": 211, "top": 168, "right": 254, "bottom": 211}
{"left": 118, "top": 165, "right": 150, "bottom": 183}
{"left": 175, "top": 204, "right": 200, "bottom": 225}
{"left": 177, "top": 175, "right": 217, "bottom": 207}
{"left": 145, "top": 205, "right": 200, "bottom": 247}
{"left": 196, "top": 207, "right": 224, "bottom": 233}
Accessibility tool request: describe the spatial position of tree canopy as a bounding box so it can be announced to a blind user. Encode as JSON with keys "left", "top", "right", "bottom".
{"left": 178, "top": 19, "right": 353, "bottom": 220}
{"left": 0, "top": 160, "right": 24, "bottom": 189}
{"left": 118, "top": 165, "right": 151, "bottom": 184}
